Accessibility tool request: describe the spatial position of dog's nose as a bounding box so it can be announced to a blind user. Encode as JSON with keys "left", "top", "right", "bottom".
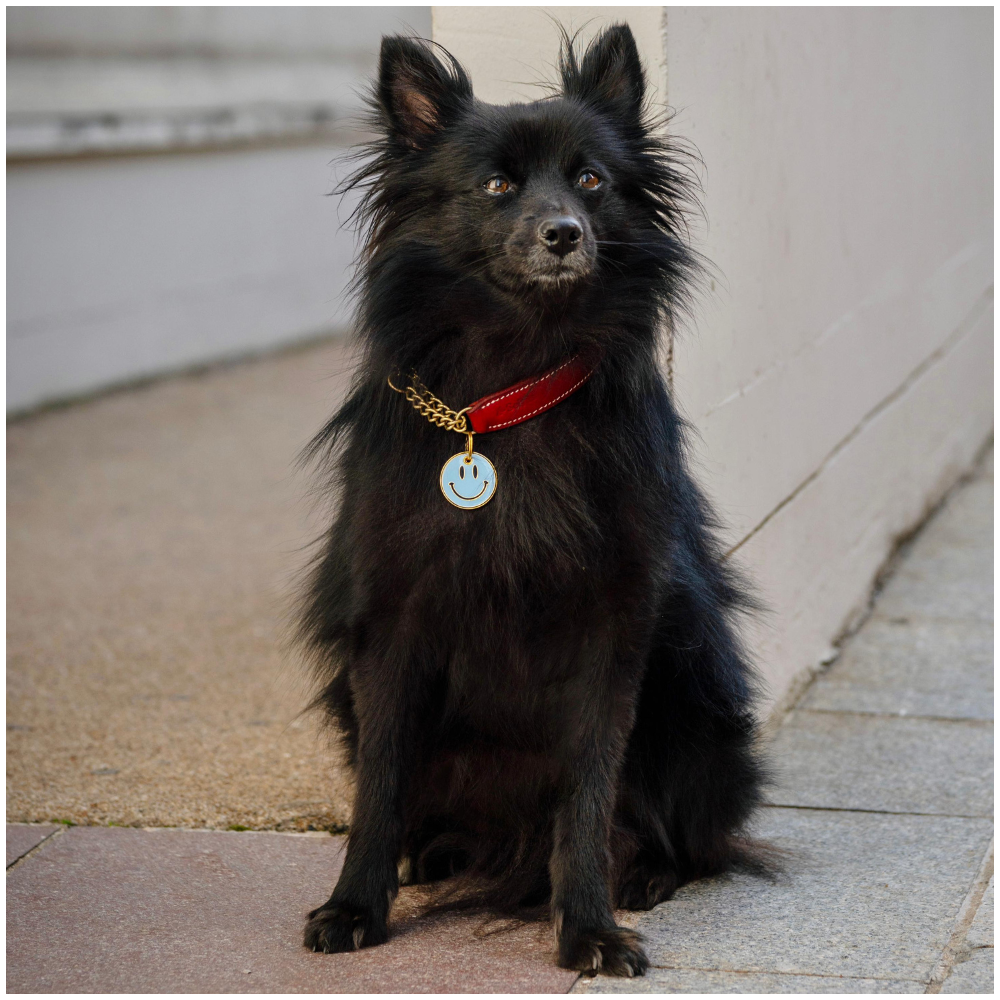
{"left": 538, "top": 217, "right": 583, "bottom": 257}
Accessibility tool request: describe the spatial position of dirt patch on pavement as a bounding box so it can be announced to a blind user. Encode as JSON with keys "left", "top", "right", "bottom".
{"left": 7, "top": 340, "right": 357, "bottom": 831}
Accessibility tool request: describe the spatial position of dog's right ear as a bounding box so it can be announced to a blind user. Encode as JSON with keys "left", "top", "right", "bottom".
{"left": 378, "top": 37, "right": 472, "bottom": 150}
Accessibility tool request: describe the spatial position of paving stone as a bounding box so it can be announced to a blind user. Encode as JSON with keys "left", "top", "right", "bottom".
{"left": 6, "top": 827, "right": 577, "bottom": 994}
{"left": 898, "top": 527, "right": 993, "bottom": 581}
{"left": 576, "top": 968, "right": 923, "bottom": 993}
{"left": 871, "top": 470, "right": 993, "bottom": 626}
{"left": 769, "top": 711, "right": 993, "bottom": 817}
{"left": 6, "top": 823, "right": 58, "bottom": 867}
{"left": 966, "top": 876, "right": 994, "bottom": 948}
{"left": 803, "top": 617, "right": 993, "bottom": 720}
{"left": 875, "top": 557, "right": 992, "bottom": 624}
{"left": 914, "top": 478, "right": 993, "bottom": 553}
{"left": 614, "top": 808, "right": 992, "bottom": 982}
{"left": 974, "top": 446, "right": 992, "bottom": 477}
{"left": 940, "top": 946, "right": 994, "bottom": 993}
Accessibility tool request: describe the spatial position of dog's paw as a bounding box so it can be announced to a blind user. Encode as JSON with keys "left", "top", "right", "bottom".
{"left": 617, "top": 864, "right": 678, "bottom": 911}
{"left": 557, "top": 923, "right": 649, "bottom": 978}
{"left": 304, "top": 901, "right": 389, "bottom": 954}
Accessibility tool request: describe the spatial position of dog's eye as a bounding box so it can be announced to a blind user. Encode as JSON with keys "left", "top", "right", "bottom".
{"left": 484, "top": 176, "right": 511, "bottom": 196}
{"left": 577, "top": 170, "right": 602, "bottom": 190}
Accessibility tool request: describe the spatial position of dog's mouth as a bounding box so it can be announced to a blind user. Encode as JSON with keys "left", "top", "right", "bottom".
{"left": 522, "top": 265, "right": 595, "bottom": 300}
{"left": 529, "top": 268, "right": 586, "bottom": 287}
{"left": 491, "top": 256, "right": 596, "bottom": 297}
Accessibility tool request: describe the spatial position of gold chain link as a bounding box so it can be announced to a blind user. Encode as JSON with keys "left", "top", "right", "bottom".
{"left": 388, "top": 372, "right": 470, "bottom": 435}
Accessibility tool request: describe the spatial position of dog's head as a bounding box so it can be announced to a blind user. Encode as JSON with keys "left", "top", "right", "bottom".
{"left": 355, "top": 25, "right": 691, "bottom": 309}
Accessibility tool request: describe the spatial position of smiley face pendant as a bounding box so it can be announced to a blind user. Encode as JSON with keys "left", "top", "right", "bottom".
{"left": 440, "top": 451, "right": 497, "bottom": 509}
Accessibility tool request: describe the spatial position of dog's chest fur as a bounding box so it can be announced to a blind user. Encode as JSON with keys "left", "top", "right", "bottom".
{"left": 343, "top": 361, "right": 667, "bottom": 727}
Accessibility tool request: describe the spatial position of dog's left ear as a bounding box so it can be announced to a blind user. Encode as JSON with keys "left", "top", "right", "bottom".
{"left": 562, "top": 24, "right": 645, "bottom": 119}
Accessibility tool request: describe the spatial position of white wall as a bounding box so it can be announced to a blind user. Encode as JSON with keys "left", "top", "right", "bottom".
{"left": 7, "top": 6, "right": 431, "bottom": 413}
{"left": 431, "top": 6, "right": 666, "bottom": 106}
{"left": 7, "top": 147, "right": 356, "bottom": 411}
{"left": 432, "top": 6, "right": 993, "bottom": 711}
{"left": 6, "top": 6, "right": 424, "bottom": 57}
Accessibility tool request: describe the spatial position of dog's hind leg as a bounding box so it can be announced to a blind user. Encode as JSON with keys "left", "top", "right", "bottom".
{"left": 616, "top": 846, "right": 680, "bottom": 910}
{"left": 616, "top": 583, "right": 767, "bottom": 901}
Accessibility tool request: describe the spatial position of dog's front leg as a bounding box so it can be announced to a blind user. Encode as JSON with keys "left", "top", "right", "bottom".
{"left": 550, "top": 653, "right": 648, "bottom": 978}
{"left": 304, "top": 653, "right": 415, "bottom": 953}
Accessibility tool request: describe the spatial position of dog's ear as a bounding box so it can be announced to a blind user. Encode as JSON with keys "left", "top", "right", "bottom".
{"left": 562, "top": 24, "right": 645, "bottom": 119}
{"left": 378, "top": 37, "right": 472, "bottom": 149}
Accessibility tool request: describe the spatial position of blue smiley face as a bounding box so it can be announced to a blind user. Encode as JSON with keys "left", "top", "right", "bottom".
{"left": 439, "top": 451, "right": 497, "bottom": 509}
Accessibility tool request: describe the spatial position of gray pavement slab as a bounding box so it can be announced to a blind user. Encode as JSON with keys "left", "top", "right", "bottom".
{"left": 937, "top": 865, "right": 994, "bottom": 994}
{"left": 875, "top": 559, "right": 993, "bottom": 624}
{"left": 896, "top": 529, "right": 992, "bottom": 584}
{"left": 966, "top": 876, "right": 994, "bottom": 948}
{"left": 577, "top": 969, "right": 924, "bottom": 993}
{"left": 872, "top": 468, "right": 992, "bottom": 625}
{"left": 972, "top": 447, "right": 993, "bottom": 481}
{"left": 589, "top": 808, "right": 992, "bottom": 983}
{"left": 6, "top": 823, "right": 59, "bottom": 867}
{"left": 802, "top": 618, "right": 993, "bottom": 720}
{"left": 940, "top": 946, "right": 994, "bottom": 993}
{"left": 6, "top": 826, "right": 577, "bottom": 994}
{"left": 914, "top": 478, "right": 993, "bottom": 552}
{"left": 768, "top": 711, "right": 993, "bottom": 817}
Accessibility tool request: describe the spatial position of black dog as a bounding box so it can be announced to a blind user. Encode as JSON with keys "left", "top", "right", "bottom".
{"left": 299, "top": 24, "right": 767, "bottom": 976}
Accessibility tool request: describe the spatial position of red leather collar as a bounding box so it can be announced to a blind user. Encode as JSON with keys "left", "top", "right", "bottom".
{"left": 466, "top": 349, "right": 601, "bottom": 434}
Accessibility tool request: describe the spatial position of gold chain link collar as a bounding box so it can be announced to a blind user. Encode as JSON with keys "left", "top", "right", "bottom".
{"left": 388, "top": 372, "right": 474, "bottom": 456}
{"left": 387, "top": 373, "right": 470, "bottom": 434}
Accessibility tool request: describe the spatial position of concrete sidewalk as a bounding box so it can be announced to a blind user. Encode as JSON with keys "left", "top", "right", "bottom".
{"left": 7, "top": 375, "right": 993, "bottom": 991}
{"left": 7, "top": 339, "right": 358, "bottom": 833}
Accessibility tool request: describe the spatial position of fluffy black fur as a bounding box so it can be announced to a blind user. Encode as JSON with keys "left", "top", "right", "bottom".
{"left": 298, "top": 25, "right": 768, "bottom": 977}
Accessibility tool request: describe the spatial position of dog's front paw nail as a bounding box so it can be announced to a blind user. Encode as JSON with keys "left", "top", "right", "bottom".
{"left": 304, "top": 902, "right": 389, "bottom": 954}
{"left": 557, "top": 924, "right": 649, "bottom": 978}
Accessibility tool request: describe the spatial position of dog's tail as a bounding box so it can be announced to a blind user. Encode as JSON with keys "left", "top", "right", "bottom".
{"left": 408, "top": 821, "right": 556, "bottom": 920}
{"left": 409, "top": 820, "right": 783, "bottom": 925}
{"left": 715, "top": 832, "right": 788, "bottom": 881}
